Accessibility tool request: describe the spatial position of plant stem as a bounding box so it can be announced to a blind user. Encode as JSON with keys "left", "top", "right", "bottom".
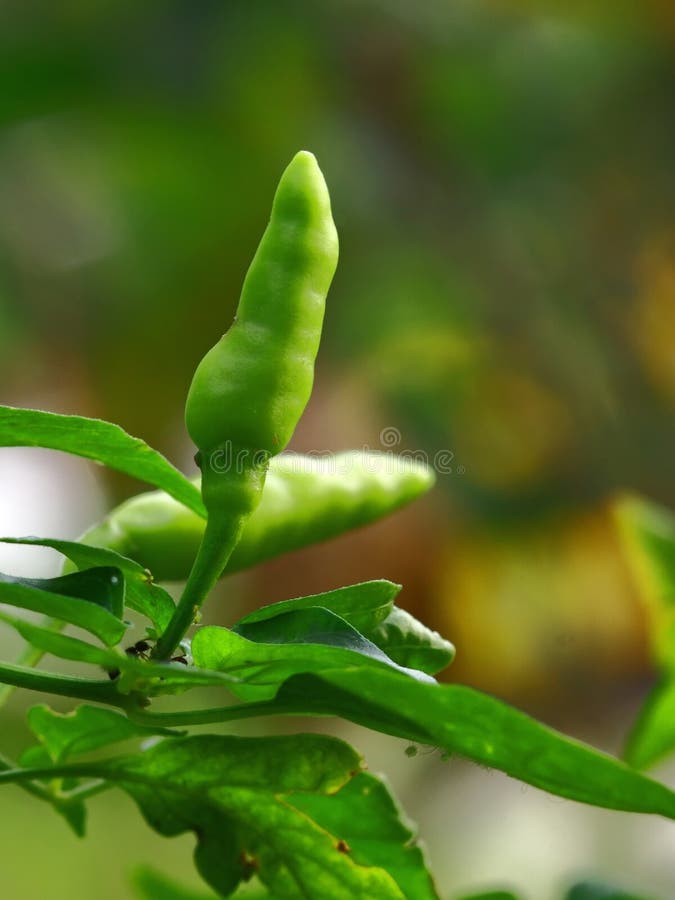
{"left": 0, "top": 661, "right": 124, "bottom": 705}
{"left": 125, "top": 697, "right": 310, "bottom": 727}
{"left": 0, "top": 627, "right": 56, "bottom": 710}
{"left": 153, "top": 461, "right": 267, "bottom": 661}
{"left": 152, "top": 512, "right": 246, "bottom": 660}
{"left": 61, "top": 779, "right": 112, "bottom": 802}
{"left": 0, "top": 751, "right": 52, "bottom": 801}
{"left": 0, "top": 763, "right": 106, "bottom": 787}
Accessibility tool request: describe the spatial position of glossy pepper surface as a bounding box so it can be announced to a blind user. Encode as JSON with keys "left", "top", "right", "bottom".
{"left": 77, "top": 453, "right": 435, "bottom": 582}
{"left": 185, "top": 150, "right": 339, "bottom": 460}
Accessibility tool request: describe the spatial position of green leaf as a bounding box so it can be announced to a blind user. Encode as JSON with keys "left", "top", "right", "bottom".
{"left": 18, "top": 744, "right": 53, "bottom": 768}
{"left": 229, "top": 886, "right": 270, "bottom": 899}
{"left": 100, "top": 734, "right": 419, "bottom": 898}
{"left": 0, "top": 581, "right": 126, "bottom": 645}
{"left": 0, "top": 566, "right": 124, "bottom": 618}
{"left": 132, "top": 867, "right": 220, "bottom": 900}
{"left": 271, "top": 668, "right": 675, "bottom": 819}
{"left": 0, "top": 611, "right": 238, "bottom": 695}
{"left": 230, "top": 887, "right": 270, "bottom": 899}
{"left": 614, "top": 495, "right": 675, "bottom": 671}
{"left": 54, "top": 796, "right": 88, "bottom": 838}
{"left": 235, "top": 580, "right": 400, "bottom": 633}
{"left": 138, "top": 666, "right": 239, "bottom": 696}
{"left": 614, "top": 496, "right": 675, "bottom": 768}
{"left": 194, "top": 610, "right": 435, "bottom": 702}
{"left": 0, "top": 405, "right": 204, "bottom": 516}
{"left": 624, "top": 676, "right": 675, "bottom": 769}
{"left": 290, "top": 771, "right": 439, "bottom": 899}
{"left": 565, "top": 880, "right": 657, "bottom": 899}
{"left": 0, "top": 609, "right": 124, "bottom": 667}
{"left": 0, "top": 537, "right": 175, "bottom": 630}
{"left": 27, "top": 704, "right": 179, "bottom": 763}
{"left": 114, "top": 656, "right": 241, "bottom": 699}
{"left": 0, "top": 752, "right": 87, "bottom": 837}
{"left": 360, "top": 607, "right": 455, "bottom": 675}
{"left": 233, "top": 606, "right": 399, "bottom": 656}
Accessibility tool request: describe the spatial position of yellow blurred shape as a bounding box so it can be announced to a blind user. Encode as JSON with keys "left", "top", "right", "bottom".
{"left": 631, "top": 237, "right": 675, "bottom": 402}
{"left": 454, "top": 370, "right": 571, "bottom": 490}
{"left": 613, "top": 493, "right": 675, "bottom": 673}
{"left": 436, "top": 504, "right": 646, "bottom": 706}
{"left": 367, "top": 327, "right": 479, "bottom": 392}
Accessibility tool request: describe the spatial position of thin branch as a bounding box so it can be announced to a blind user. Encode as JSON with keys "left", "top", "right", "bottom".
{"left": 0, "top": 661, "right": 124, "bottom": 705}
{"left": 0, "top": 751, "right": 52, "bottom": 801}
{"left": 125, "top": 697, "right": 313, "bottom": 728}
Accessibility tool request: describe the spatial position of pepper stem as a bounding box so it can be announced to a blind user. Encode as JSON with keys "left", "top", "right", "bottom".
{"left": 152, "top": 461, "right": 266, "bottom": 660}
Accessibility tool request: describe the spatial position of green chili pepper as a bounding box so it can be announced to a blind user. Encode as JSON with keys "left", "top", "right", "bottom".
{"left": 185, "top": 149, "right": 338, "bottom": 459}
{"left": 154, "top": 151, "right": 339, "bottom": 658}
{"left": 77, "top": 452, "right": 435, "bottom": 582}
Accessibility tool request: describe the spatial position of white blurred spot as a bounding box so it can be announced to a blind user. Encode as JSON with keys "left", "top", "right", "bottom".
{"left": 0, "top": 448, "right": 106, "bottom": 576}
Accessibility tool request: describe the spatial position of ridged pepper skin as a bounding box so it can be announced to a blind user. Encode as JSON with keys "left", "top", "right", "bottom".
{"left": 77, "top": 453, "right": 435, "bottom": 583}
{"left": 185, "top": 150, "right": 339, "bottom": 459}
{"left": 155, "top": 152, "right": 338, "bottom": 658}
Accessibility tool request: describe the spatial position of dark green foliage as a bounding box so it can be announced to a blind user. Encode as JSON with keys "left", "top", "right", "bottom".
{"left": 26, "top": 704, "right": 180, "bottom": 763}
{"left": 1, "top": 152, "right": 674, "bottom": 899}
{"left": 0, "top": 579, "right": 125, "bottom": 645}
{"left": 103, "top": 734, "right": 425, "bottom": 898}
{"left": 0, "top": 536, "right": 175, "bottom": 629}
{"left": 0, "top": 565, "right": 124, "bottom": 617}
{"left": 615, "top": 497, "right": 675, "bottom": 768}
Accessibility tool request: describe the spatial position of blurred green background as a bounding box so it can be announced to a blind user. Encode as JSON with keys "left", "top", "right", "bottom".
{"left": 1, "top": 1, "right": 675, "bottom": 898}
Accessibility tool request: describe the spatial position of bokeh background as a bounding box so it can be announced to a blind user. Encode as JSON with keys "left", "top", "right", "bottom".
{"left": 1, "top": 1, "right": 675, "bottom": 898}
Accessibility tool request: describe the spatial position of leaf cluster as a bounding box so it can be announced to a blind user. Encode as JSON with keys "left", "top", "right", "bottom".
{"left": 0, "top": 408, "right": 673, "bottom": 898}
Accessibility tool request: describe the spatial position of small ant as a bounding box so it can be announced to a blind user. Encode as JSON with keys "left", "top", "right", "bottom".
{"left": 107, "top": 638, "right": 189, "bottom": 679}
{"left": 127, "top": 638, "right": 189, "bottom": 664}
{"left": 125, "top": 639, "right": 152, "bottom": 661}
